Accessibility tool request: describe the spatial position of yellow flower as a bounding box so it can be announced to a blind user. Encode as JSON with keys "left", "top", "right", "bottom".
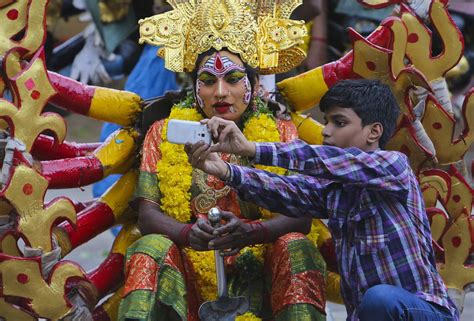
{"left": 243, "top": 114, "right": 287, "bottom": 176}
{"left": 236, "top": 311, "right": 262, "bottom": 320}
{"left": 157, "top": 106, "right": 203, "bottom": 223}
{"left": 185, "top": 249, "right": 218, "bottom": 301}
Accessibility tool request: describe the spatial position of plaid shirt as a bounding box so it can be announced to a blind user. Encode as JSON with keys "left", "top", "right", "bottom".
{"left": 228, "top": 140, "right": 458, "bottom": 321}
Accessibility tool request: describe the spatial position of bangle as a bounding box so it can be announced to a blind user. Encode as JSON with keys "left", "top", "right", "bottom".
{"left": 223, "top": 162, "right": 231, "bottom": 181}
{"left": 179, "top": 223, "right": 193, "bottom": 247}
{"left": 311, "top": 36, "right": 327, "bottom": 43}
{"left": 248, "top": 221, "right": 271, "bottom": 244}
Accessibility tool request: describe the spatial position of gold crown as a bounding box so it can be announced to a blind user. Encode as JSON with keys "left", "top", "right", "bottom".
{"left": 138, "top": 0, "right": 307, "bottom": 74}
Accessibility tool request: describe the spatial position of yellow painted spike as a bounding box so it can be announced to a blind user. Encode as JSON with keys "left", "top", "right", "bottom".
{"left": 290, "top": 112, "right": 324, "bottom": 145}
{"left": 439, "top": 214, "right": 474, "bottom": 291}
{"left": 100, "top": 287, "right": 124, "bottom": 321}
{"left": 0, "top": 259, "right": 85, "bottom": 320}
{"left": 94, "top": 128, "right": 139, "bottom": 177}
{"left": 89, "top": 87, "right": 142, "bottom": 126}
{"left": 277, "top": 66, "right": 328, "bottom": 112}
{"left": 0, "top": 234, "right": 22, "bottom": 257}
{"left": 0, "top": 298, "right": 35, "bottom": 321}
{"left": 111, "top": 223, "right": 141, "bottom": 255}
{"left": 402, "top": 0, "right": 463, "bottom": 80}
{"left": 100, "top": 170, "right": 138, "bottom": 222}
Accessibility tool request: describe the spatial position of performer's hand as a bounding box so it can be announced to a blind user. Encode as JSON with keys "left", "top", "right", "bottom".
{"left": 208, "top": 210, "right": 252, "bottom": 256}
{"left": 188, "top": 217, "right": 216, "bottom": 251}
{"left": 203, "top": 117, "right": 256, "bottom": 158}
{"left": 185, "top": 141, "right": 230, "bottom": 180}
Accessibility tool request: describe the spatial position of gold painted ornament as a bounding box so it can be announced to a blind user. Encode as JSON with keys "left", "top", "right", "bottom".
{"left": 0, "top": 0, "right": 48, "bottom": 57}
{"left": 0, "top": 49, "right": 65, "bottom": 151}
{"left": 422, "top": 92, "right": 474, "bottom": 166}
{"left": 3, "top": 164, "right": 76, "bottom": 252}
{"left": 0, "top": 255, "right": 87, "bottom": 320}
{"left": 0, "top": 297, "right": 35, "bottom": 321}
{"left": 138, "top": 0, "right": 307, "bottom": 74}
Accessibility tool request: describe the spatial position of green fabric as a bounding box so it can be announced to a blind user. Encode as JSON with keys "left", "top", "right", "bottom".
{"left": 119, "top": 235, "right": 188, "bottom": 321}
{"left": 135, "top": 171, "right": 161, "bottom": 202}
{"left": 118, "top": 289, "right": 160, "bottom": 321}
{"left": 276, "top": 303, "right": 326, "bottom": 321}
{"left": 156, "top": 265, "right": 188, "bottom": 320}
{"left": 119, "top": 233, "right": 325, "bottom": 320}
{"left": 289, "top": 238, "right": 325, "bottom": 275}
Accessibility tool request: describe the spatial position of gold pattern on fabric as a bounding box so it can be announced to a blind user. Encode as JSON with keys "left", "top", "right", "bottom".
{"left": 123, "top": 253, "right": 159, "bottom": 296}
{"left": 5, "top": 165, "right": 76, "bottom": 252}
{"left": 192, "top": 155, "right": 237, "bottom": 214}
{"left": 138, "top": 0, "right": 307, "bottom": 74}
{"left": 0, "top": 257, "right": 86, "bottom": 320}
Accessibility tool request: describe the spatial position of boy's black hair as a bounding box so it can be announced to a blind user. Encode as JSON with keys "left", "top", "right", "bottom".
{"left": 319, "top": 79, "right": 399, "bottom": 148}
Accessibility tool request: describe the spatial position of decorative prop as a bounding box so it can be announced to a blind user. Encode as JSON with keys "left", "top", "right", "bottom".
{"left": 138, "top": 0, "right": 307, "bottom": 74}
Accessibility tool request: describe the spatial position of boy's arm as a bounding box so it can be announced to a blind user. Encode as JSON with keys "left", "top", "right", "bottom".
{"left": 255, "top": 140, "right": 411, "bottom": 193}
{"left": 226, "top": 164, "right": 328, "bottom": 219}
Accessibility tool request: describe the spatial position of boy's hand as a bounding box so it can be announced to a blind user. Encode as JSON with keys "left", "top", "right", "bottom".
{"left": 203, "top": 117, "right": 256, "bottom": 158}
{"left": 185, "top": 141, "right": 229, "bottom": 180}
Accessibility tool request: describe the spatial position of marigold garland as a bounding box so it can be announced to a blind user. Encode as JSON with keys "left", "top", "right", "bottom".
{"left": 157, "top": 105, "right": 203, "bottom": 223}
{"left": 236, "top": 311, "right": 262, "bottom": 320}
{"left": 156, "top": 96, "right": 286, "bottom": 307}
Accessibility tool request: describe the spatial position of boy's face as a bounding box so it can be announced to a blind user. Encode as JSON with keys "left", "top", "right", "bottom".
{"left": 322, "top": 106, "right": 379, "bottom": 151}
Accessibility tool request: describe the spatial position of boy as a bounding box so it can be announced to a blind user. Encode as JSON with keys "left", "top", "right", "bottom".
{"left": 186, "top": 79, "right": 459, "bottom": 321}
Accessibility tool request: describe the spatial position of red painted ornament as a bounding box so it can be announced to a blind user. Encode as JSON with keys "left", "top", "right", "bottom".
{"left": 23, "top": 183, "right": 33, "bottom": 195}
{"left": 17, "top": 273, "right": 29, "bottom": 284}
{"left": 7, "top": 9, "right": 18, "bottom": 20}
{"left": 432, "top": 122, "right": 442, "bottom": 130}
{"left": 407, "top": 33, "right": 419, "bottom": 43}
{"left": 31, "top": 90, "right": 40, "bottom": 100}
{"left": 451, "top": 236, "right": 462, "bottom": 248}
{"left": 214, "top": 53, "right": 224, "bottom": 71}
{"left": 366, "top": 61, "right": 376, "bottom": 71}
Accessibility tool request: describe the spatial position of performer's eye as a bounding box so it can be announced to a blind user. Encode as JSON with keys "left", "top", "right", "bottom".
{"left": 198, "top": 73, "right": 216, "bottom": 85}
{"left": 225, "top": 71, "right": 245, "bottom": 84}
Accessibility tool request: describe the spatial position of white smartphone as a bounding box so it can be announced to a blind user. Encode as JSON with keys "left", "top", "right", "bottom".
{"left": 167, "top": 119, "right": 212, "bottom": 145}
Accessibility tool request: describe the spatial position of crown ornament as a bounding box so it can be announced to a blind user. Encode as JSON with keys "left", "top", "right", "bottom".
{"left": 138, "top": 0, "right": 307, "bottom": 74}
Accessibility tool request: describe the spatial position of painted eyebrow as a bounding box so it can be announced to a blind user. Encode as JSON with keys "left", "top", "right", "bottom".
{"left": 197, "top": 72, "right": 216, "bottom": 79}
